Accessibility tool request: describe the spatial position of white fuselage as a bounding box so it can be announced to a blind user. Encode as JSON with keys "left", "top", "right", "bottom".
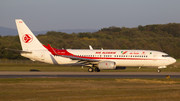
{"left": 21, "top": 49, "right": 176, "bottom": 68}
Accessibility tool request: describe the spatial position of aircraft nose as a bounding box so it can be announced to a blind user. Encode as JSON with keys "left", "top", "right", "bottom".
{"left": 170, "top": 57, "right": 176, "bottom": 64}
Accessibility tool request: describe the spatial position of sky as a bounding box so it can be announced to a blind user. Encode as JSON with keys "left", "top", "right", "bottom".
{"left": 1, "top": 0, "right": 180, "bottom": 31}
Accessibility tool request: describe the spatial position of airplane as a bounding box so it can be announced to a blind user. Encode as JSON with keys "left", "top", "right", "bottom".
{"left": 7, "top": 19, "right": 176, "bottom": 73}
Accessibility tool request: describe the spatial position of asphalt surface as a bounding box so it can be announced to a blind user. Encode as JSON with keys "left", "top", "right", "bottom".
{"left": 0, "top": 72, "right": 180, "bottom": 78}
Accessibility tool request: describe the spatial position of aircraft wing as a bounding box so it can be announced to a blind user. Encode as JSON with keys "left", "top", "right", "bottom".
{"left": 47, "top": 44, "right": 100, "bottom": 65}
{"left": 61, "top": 55, "right": 100, "bottom": 62}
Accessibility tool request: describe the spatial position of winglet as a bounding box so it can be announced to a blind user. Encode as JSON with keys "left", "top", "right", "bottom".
{"left": 47, "top": 44, "right": 57, "bottom": 55}
{"left": 89, "top": 45, "right": 93, "bottom": 50}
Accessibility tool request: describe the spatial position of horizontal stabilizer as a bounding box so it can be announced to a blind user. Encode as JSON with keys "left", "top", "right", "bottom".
{"left": 5, "top": 48, "right": 32, "bottom": 53}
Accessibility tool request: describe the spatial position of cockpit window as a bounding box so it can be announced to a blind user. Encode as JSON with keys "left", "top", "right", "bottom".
{"left": 162, "top": 55, "right": 170, "bottom": 57}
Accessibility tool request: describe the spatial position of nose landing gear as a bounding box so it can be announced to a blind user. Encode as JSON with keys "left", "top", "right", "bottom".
{"left": 157, "top": 69, "right": 161, "bottom": 73}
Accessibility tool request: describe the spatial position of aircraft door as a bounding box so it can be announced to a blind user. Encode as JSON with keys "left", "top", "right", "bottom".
{"left": 153, "top": 53, "right": 157, "bottom": 61}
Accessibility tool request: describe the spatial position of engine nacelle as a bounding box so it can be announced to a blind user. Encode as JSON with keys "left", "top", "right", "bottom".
{"left": 98, "top": 61, "right": 116, "bottom": 70}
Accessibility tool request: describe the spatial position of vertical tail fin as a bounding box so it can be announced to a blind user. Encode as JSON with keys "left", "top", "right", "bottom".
{"left": 15, "top": 19, "right": 45, "bottom": 51}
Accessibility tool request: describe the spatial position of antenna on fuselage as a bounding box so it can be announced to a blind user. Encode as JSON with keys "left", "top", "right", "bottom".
{"left": 101, "top": 47, "right": 103, "bottom": 50}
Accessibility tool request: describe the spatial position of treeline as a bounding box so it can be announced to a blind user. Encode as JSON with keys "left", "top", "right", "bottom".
{"left": 1, "top": 23, "right": 180, "bottom": 59}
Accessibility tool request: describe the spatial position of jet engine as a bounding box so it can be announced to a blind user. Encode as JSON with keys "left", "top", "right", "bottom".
{"left": 98, "top": 61, "right": 126, "bottom": 70}
{"left": 98, "top": 61, "right": 116, "bottom": 70}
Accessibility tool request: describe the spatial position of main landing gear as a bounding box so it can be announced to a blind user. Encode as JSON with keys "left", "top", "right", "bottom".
{"left": 88, "top": 67, "right": 100, "bottom": 72}
{"left": 157, "top": 69, "right": 161, "bottom": 73}
{"left": 88, "top": 67, "right": 93, "bottom": 72}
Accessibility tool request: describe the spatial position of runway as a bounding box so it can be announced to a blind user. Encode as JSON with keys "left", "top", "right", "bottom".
{"left": 0, "top": 71, "right": 180, "bottom": 78}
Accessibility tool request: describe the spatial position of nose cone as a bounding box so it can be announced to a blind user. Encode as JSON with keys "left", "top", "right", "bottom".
{"left": 170, "top": 57, "right": 176, "bottom": 64}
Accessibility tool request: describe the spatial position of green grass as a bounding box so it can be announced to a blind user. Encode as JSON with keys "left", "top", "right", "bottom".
{"left": 0, "top": 60, "right": 180, "bottom": 101}
{"left": 0, "top": 78, "right": 180, "bottom": 101}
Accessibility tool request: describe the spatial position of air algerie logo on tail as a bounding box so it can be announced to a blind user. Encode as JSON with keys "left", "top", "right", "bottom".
{"left": 22, "top": 34, "right": 33, "bottom": 43}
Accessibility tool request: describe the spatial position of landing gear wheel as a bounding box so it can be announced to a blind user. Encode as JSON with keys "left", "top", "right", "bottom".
{"left": 95, "top": 67, "right": 100, "bottom": 72}
{"left": 158, "top": 69, "right": 161, "bottom": 73}
{"left": 88, "top": 67, "right": 93, "bottom": 72}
